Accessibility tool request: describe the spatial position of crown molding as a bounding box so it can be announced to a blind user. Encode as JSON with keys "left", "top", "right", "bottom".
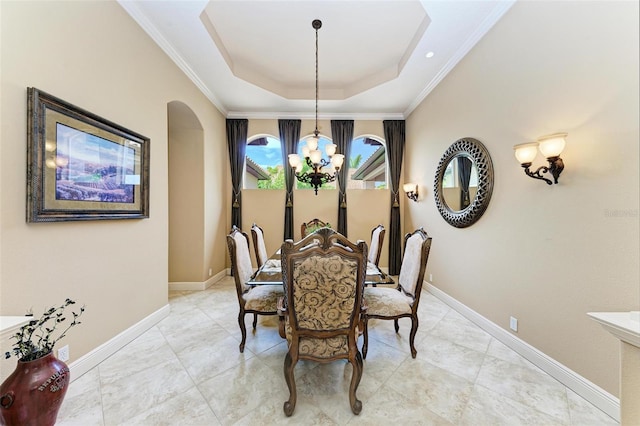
{"left": 404, "top": 0, "right": 516, "bottom": 117}
{"left": 226, "top": 111, "right": 405, "bottom": 121}
{"left": 117, "top": 0, "right": 228, "bottom": 116}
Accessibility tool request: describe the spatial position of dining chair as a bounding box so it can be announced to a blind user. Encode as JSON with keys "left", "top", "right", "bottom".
{"left": 300, "top": 218, "right": 330, "bottom": 238}
{"left": 250, "top": 223, "right": 269, "bottom": 268}
{"left": 362, "top": 227, "right": 432, "bottom": 359}
{"left": 278, "top": 228, "right": 368, "bottom": 416}
{"left": 368, "top": 224, "right": 385, "bottom": 267}
{"left": 226, "top": 226, "right": 283, "bottom": 353}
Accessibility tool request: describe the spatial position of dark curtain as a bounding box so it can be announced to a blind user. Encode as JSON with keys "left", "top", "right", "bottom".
{"left": 226, "top": 119, "right": 248, "bottom": 230}
{"left": 279, "top": 119, "right": 301, "bottom": 241}
{"left": 331, "top": 120, "right": 354, "bottom": 237}
{"left": 458, "top": 156, "right": 472, "bottom": 209}
{"left": 384, "top": 120, "right": 405, "bottom": 275}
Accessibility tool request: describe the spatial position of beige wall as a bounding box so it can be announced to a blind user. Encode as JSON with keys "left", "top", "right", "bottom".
{"left": 405, "top": 0, "right": 639, "bottom": 396}
{"left": 242, "top": 119, "right": 391, "bottom": 266}
{"left": 0, "top": 0, "right": 226, "bottom": 377}
{"left": 169, "top": 102, "right": 205, "bottom": 283}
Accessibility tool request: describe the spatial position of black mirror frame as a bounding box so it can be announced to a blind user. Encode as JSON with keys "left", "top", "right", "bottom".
{"left": 433, "top": 137, "right": 494, "bottom": 228}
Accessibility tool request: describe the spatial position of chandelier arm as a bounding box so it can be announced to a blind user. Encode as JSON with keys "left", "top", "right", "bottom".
{"left": 304, "top": 157, "right": 332, "bottom": 169}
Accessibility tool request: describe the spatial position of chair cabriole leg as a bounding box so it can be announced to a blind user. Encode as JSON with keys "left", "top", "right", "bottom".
{"left": 283, "top": 352, "right": 297, "bottom": 416}
{"left": 362, "top": 318, "right": 369, "bottom": 359}
{"left": 410, "top": 315, "right": 418, "bottom": 358}
{"left": 238, "top": 311, "right": 246, "bottom": 353}
{"left": 349, "top": 351, "right": 363, "bottom": 414}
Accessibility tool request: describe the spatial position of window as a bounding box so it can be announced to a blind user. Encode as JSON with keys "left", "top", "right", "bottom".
{"left": 295, "top": 135, "right": 337, "bottom": 190}
{"left": 348, "top": 137, "right": 387, "bottom": 189}
{"left": 244, "top": 136, "right": 284, "bottom": 189}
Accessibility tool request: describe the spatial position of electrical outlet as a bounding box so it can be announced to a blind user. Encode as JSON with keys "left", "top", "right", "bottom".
{"left": 208, "top": 268, "right": 213, "bottom": 277}
{"left": 509, "top": 316, "right": 518, "bottom": 332}
{"left": 429, "top": 273, "right": 433, "bottom": 282}
{"left": 58, "top": 345, "right": 69, "bottom": 362}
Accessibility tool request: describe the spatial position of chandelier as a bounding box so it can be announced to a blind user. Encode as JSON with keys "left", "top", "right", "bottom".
{"left": 287, "top": 19, "right": 344, "bottom": 195}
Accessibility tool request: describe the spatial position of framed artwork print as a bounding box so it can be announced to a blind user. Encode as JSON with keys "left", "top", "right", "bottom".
{"left": 26, "top": 87, "right": 150, "bottom": 222}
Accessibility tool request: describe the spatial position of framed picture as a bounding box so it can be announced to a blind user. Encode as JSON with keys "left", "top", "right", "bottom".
{"left": 27, "top": 88, "right": 150, "bottom": 222}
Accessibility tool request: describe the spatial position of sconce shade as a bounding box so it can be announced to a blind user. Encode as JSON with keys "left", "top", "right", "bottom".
{"left": 403, "top": 183, "right": 417, "bottom": 193}
{"left": 514, "top": 142, "right": 539, "bottom": 164}
{"left": 538, "top": 133, "right": 567, "bottom": 158}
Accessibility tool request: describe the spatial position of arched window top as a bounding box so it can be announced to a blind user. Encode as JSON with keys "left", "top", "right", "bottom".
{"left": 348, "top": 135, "right": 387, "bottom": 189}
{"left": 244, "top": 135, "right": 284, "bottom": 189}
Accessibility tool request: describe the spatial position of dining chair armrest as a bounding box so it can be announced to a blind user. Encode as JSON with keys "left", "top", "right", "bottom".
{"left": 358, "top": 298, "right": 368, "bottom": 335}
{"left": 277, "top": 296, "right": 287, "bottom": 339}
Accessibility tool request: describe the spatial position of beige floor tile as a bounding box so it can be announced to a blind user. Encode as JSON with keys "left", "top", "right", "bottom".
{"left": 55, "top": 278, "right": 618, "bottom": 426}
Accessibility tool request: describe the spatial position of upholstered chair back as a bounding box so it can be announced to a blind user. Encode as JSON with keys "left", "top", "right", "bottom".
{"left": 251, "top": 223, "right": 269, "bottom": 268}
{"left": 367, "top": 224, "right": 385, "bottom": 265}
{"left": 300, "top": 218, "right": 330, "bottom": 238}
{"left": 227, "top": 227, "right": 254, "bottom": 293}
{"left": 281, "top": 228, "right": 367, "bottom": 359}
{"left": 398, "top": 228, "right": 431, "bottom": 297}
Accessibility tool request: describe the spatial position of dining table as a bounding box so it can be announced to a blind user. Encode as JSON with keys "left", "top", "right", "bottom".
{"left": 246, "top": 249, "right": 395, "bottom": 287}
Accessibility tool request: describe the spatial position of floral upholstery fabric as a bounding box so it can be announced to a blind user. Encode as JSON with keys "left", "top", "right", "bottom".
{"left": 398, "top": 233, "right": 423, "bottom": 296}
{"left": 363, "top": 287, "right": 414, "bottom": 316}
{"left": 283, "top": 322, "right": 349, "bottom": 358}
{"left": 283, "top": 254, "right": 359, "bottom": 358}
{"left": 291, "top": 255, "right": 358, "bottom": 330}
{"left": 254, "top": 226, "right": 268, "bottom": 266}
{"left": 233, "top": 232, "right": 254, "bottom": 293}
{"left": 243, "top": 285, "right": 283, "bottom": 311}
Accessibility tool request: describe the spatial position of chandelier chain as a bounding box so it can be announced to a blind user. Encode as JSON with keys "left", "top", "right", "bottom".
{"left": 314, "top": 21, "right": 319, "bottom": 137}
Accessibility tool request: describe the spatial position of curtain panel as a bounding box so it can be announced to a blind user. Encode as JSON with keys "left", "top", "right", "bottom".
{"left": 279, "top": 119, "right": 301, "bottom": 241}
{"left": 458, "top": 156, "right": 472, "bottom": 210}
{"left": 331, "top": 120, "right": 354, "bottom": 237}
{"left": 226, "top": 119, "right": 248, "bottom": 230}
{"left": 384, "top": 120, "right": 405, "bottom": 275}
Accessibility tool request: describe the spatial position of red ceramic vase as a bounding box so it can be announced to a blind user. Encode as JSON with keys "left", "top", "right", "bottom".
{"left": 0, "top": 352, "right": 70, "bottom": 426}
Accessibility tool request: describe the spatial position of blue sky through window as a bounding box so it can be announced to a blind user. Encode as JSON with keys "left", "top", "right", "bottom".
{"left": 247, "top": 136, "right": 380, "bottom": 168}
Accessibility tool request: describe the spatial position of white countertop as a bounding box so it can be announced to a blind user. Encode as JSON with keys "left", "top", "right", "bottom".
{"left": 588, "top": 311, "right": 640, "bottom": 347}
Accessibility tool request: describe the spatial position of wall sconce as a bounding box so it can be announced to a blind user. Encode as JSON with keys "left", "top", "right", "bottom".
{"left": 403, "top": 183, "right": 419, "bottom": 201}
{"left": 513, "top": 133, "right": 567, "bottom": 185}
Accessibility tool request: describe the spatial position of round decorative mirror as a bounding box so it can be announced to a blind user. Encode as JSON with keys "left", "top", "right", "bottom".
{"left": 433, "top": 138, "right": 494, "bottom": 228}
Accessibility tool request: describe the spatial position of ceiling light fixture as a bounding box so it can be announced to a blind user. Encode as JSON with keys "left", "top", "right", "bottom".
{"left": 287, "top": 19, "right": 344, "bottom": 195}
{"left": 425, "top": 51, "right": 435, "bottom": 58}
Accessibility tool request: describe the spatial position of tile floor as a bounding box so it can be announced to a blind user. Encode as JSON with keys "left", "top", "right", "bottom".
{"left": 57, "top": 276, "right": 618, "bottom": 425}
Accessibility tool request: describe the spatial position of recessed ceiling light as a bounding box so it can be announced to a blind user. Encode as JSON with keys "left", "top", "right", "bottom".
{"left": 426, "top": 51, "right": 435, "bottom": 58}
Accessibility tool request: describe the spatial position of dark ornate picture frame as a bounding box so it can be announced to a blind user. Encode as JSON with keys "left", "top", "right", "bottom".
{"left": 27, "top": 88, "right": 150, "bottom": 222}
{"left": 433, "top": 137, "right": 494, "bottom": 228}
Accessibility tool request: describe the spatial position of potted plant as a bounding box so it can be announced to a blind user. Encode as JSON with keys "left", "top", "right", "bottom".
{"left": 0, "top": 299, "right": 84, "bottom": 426}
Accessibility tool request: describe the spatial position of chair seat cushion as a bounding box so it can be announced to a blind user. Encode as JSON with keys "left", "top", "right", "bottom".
{"left": 364, "top": 287, "right": 414, "bottom": 316}
{"left": 243, "top": 285, "right": 283, "bottom": 311}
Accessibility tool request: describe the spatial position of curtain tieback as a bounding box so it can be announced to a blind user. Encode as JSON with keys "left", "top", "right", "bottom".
{"left": 232, "top": 190, "right": 240, "bottom": 208}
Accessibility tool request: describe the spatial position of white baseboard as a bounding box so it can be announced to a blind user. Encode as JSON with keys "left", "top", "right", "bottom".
{"left": 68, "top": 304, "right": 170, "bottom": 381}
{"left": 426, "top": 283, "right": 620, "bottom": 422}
{"left": 168, "top": 269, "right": 227, "bottom": 291}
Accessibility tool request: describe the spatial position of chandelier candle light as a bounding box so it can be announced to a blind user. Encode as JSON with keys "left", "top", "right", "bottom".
{"left": 288, "top": 19, "right": 344, "bottom": 195}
